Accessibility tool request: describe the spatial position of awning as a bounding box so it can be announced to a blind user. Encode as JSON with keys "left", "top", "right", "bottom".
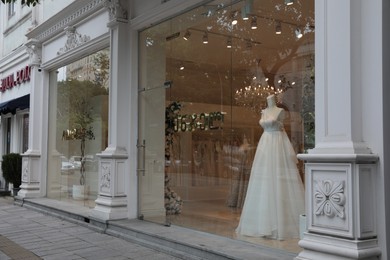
{"left": 0, "top": 94, "right": 30, "bottom": 115}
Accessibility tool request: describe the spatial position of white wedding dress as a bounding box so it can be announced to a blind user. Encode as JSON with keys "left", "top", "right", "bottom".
{"left": 236, "top": 107, "right": 305, "bottom": 240}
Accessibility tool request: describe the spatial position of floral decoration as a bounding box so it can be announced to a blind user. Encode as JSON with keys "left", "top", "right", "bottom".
{"left": 164, "top": 101, "right": 183, "bottom": 215}
{"left": 314, "top": 180, "right": 346, "bottom": 219}
{"left": 165, "top": 101, "right": 182, "bottom": 162}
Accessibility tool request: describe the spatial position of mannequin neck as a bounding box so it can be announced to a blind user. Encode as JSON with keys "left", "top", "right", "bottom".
{"left": 267, "top": 95, "right": 276, "bottom": 108}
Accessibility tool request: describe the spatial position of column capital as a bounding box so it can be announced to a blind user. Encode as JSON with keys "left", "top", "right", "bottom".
{"left": 104, "top": 0, "right": 128, "bottom": 26}
{"left": 25, "top": 39, "right": 42, "bottom": 67}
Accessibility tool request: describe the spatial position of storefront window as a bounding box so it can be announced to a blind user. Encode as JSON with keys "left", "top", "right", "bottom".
{"left": 139, "top": 0, "right": 314, "bottom": 253}
{"left": 47, "top": 48, "right": 109, "bottom": 208}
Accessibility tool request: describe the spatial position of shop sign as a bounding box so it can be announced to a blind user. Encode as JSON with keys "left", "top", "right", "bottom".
{"left": 174, "top": 112, "right": 224, "bottom": 132}
{"left": 0, "top": 65, "right": 31, "bottom": 93}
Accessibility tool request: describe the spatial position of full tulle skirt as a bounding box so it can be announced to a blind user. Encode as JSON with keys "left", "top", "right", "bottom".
{"left": 236, "top": 130, "right": 305, "bottom": 240}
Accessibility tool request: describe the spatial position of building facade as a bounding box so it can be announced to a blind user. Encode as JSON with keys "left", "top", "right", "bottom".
{"left": 0, "top": 0, "right": 388, "bottom": 259}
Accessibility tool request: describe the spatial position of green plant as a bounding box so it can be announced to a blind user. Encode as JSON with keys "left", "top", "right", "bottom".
{"left": 1, "top": 153, "right": 22, "bottom": 188}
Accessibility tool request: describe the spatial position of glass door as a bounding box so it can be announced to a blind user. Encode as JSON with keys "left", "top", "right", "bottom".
{"left": 137, "top": 82, "right": 168, "bottom": 224}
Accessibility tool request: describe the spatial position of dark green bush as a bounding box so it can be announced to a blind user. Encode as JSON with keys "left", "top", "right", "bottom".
{"left": 1, "top": 153, "right": 22, "bottom": 188}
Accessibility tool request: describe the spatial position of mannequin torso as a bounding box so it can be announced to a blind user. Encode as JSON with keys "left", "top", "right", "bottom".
{"left": 260, "top": 95, "right": 284, "bottom": 130}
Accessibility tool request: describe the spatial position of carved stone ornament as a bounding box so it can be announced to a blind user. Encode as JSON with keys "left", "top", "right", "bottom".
{"left": 25, "top": 40, "right": 42, "bottom": 66}
{"left": 104, "top": 0, "right": 128, "bottom": 22}
{"left": 22, "top": 160, "right": 29, "bottom": 182}
{"left": 57, "top": 27, "right": 91, "bottom": 55}
{"left": 100, "top": 164, "right": 111, "bottom": 192}
{"left": 314, "top": 180, "right": 346, "bottom": 219}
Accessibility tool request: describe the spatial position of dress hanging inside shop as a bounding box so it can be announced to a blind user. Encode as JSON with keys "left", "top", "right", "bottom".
{"left": 236, "top": 94, "right": 305, "bottom": 240}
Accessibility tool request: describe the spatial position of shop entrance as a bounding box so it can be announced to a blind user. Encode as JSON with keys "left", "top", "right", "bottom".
{"left": 137, "top": 81, "right": 171, "bottom": 225}
{"left": 137, "top": 0, "right": 314, "bottom": 253}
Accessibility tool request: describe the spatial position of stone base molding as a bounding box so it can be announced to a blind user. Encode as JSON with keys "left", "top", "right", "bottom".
{"left": 295, "top": 154, "right": 380, "bottom": 260}
{"left": 90, "top": 146, "right": 128, "bottom": 221}
{"left": 18, "top": 150, "right": 41, "bottom": 198}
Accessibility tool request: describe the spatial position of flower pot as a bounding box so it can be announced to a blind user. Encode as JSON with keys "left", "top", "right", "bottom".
{"left": 72, "top": 185, "right": 89, "bottom": 200}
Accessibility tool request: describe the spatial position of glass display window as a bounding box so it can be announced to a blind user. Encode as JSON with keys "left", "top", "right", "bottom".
{"left": 47, "top": 48, "right": 109, "bottom": 208}
{"left": 138, "top": 0, "right": 314, "bottom": 253}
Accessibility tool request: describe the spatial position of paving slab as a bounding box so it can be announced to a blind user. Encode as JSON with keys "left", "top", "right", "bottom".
{"left": 0, "top": 197, "right": 182, "bottom": 260}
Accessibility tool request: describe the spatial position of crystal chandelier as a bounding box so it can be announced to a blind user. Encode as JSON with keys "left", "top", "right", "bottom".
{"left": 234, "top": 59, "right": 293, "bottom": 111}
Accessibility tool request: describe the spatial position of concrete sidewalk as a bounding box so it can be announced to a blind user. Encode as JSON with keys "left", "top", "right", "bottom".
{"left": 0, "top": 197, "right": 182, "bottom": 260}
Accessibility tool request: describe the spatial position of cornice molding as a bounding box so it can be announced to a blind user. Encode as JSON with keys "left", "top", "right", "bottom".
{"left": 0, "top": 47, "right": 29, "bottom": 72}
{"left": 26, "top": 0, "right": 106, "bottom": 43}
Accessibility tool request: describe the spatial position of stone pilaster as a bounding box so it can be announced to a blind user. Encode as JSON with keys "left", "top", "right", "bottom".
{"left": 18, "top": 39, "right": 43, "bottom": 198}
{"left": 90, "top": 1, "right": 129, "bottom": 220}
{"left": 296, "top": 1, "right": 382, "bottom": 259}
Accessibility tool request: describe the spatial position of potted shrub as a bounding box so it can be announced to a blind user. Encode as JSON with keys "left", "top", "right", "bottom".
{"left": 1, "top": 153, "right": 22, "bottom": 196}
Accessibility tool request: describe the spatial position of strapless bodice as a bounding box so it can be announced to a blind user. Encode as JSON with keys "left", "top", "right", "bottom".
{"left": 260, "top": 118, "right": 284, "bottom": 132}
{"left": 259, "top": 107, "right": 284, "bottom": 132}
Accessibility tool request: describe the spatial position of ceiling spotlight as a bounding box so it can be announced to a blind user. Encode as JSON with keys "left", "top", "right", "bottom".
{"left": 183, "top": 30, "right": 191, "bottom": 41}
{"left": 295, "top": 27, "right": 303, "bottom": 39}
{"left": 231, "top": 11, "right": 238, "bottom": 25}
{"left": 179, "top": 65, "right": 185, "bottom": 70}
{"left": 241, "top": 6, "right": 249, "bottom": 20}
{"left": 251, "top": 17, "right": 257, "bottom": 30}
{"left": 202, "top": 31, "right": 209, "bottom": 44}
{"left": 206, "top": 9, "right": 215, "bottom": 17}
{"left": 285, "top": 0, "right": 294, "bottom": 5}
{"left": 275, "top": 21, "right": 282, "bottom": 34}
{"left": 227, "top": 37, "right": 232, "bottom": 48}
{"left": 243, "top": 0, "right": 253, "bottom": 19}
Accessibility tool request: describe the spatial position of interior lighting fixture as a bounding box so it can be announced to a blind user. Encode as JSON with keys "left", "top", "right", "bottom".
{"left": 227, "top": 37, "right": 232, "bottom": 48}
{"left": 183, "top": 30, "right": 191, "bottom": 40}
{"left": 275, "top": 21, "right": 282, "bottom": 34}
{"left": 179, "top": 63, "right": 185, "bottom": 70}
{"left": 231, "top": 11, "right": 238, "bottom": 25}
{"left": 235, "top": 58, "right": 296, "bottom": 111}
{"left": 295, "top": 27, "right": 303, "bottom": 39}
{"left": 242, "top": 0, "right": 253, "bottom": 20}
{"left": 202, "top": 31, "right": 209, "bottom": 44}
{"left": 241, "top": 6, "right": 249, "bottom": 20}
{"left": 285, "top": 0, "right": 294, "bottom": 5}
{"left": 251, "top": 17, "right": 257, "bottom": 30}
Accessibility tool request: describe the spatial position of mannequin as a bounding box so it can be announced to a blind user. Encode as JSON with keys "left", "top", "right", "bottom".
{"left": 265, "top": 94, "right": 284, "bottom": 122}
{"left": 236, "top": 94, "right": 305, "bottom": 240}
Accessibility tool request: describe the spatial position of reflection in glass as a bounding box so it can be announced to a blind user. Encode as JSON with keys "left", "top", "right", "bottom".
{"left": 47, "top": 48, "right": 109, "bottom": 208}
{"left": 139, "top": 0, "right": 314, "bottom": 253}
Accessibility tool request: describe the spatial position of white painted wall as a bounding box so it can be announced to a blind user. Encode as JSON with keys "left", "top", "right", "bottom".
{"left": 41, "top": 0, "right": 74, "bottom": 21}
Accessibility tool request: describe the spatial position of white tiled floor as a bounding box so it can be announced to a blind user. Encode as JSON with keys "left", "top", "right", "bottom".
{"left": 151, "top": 199, "right": 301, "bottom": 254}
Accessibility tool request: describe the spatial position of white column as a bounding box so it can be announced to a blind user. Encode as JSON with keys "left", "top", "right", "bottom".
{"left": 18, "top": 39, "right": 43, "bottom": 198}
{"left": 296, "top": 1, "right": 381, "bottom": 259}
{"left": 310, "top": 0, "right": 371, "bottom": 155}
{"left": 90, "top": 1, "right": 129, "bottom": 221}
